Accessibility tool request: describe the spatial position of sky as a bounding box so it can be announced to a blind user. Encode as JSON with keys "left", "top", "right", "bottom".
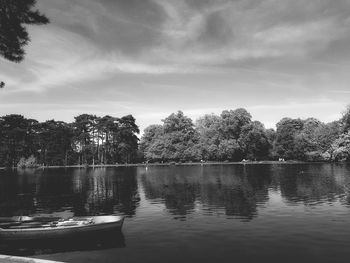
{"left": 1, "top": 0, "right": 350, "bottom": 133}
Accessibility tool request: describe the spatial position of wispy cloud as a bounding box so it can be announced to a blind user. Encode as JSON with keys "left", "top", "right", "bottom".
{"left": 28, "top": 0, "right": 350, "bottom": 77}
{"left": 7, "top": 0, "right": 349, "bottom": 84}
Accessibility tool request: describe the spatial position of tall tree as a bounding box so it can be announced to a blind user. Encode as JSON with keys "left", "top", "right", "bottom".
{"left": 97, "top": 115, "right": 116, "bottom": 164}
{"left": 36, "top": 120, "right": 74, "bottom": 166}
{"left": 73, "top": 114, "right": 95, "bottom": 165}
{"left": 114, "top": 115, "right": 139, "bottom": 163}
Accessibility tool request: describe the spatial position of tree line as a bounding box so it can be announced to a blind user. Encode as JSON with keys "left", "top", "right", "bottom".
{"left": 140, "top": 106, "right": 350, "bottom": 163}
{"left": 1, "top": 106, "right": 349, "bottom": 167}
{"left": 0, "top": 114, "right": 139, "bottom": 167}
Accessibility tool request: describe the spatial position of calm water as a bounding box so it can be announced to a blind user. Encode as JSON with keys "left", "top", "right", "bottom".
{"left": 1, "top": 164, "right": 350, "bottom": 263}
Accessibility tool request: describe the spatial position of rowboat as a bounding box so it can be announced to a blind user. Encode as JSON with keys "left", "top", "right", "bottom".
{"left": 0, "top": 215, "right": 124, "bottom": 241}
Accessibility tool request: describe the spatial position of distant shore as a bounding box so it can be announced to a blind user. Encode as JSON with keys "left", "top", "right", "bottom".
{"left": 1, "top": 160, "right": 337, "bottom": 170}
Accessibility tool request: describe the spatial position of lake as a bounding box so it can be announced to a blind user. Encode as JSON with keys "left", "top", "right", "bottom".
{"left": 1, "top": 163, "right": 350, "bottom": 263}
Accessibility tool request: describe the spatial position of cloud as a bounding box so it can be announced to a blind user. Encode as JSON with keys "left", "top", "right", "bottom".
{"left": 1, "top": 0, "right": 350, "bottom": 133}
{"left": 18, "top": 0, "right": 350, "bottom": 80}
{"left": 116, "top": 0, "right": 349, "bottom": 70}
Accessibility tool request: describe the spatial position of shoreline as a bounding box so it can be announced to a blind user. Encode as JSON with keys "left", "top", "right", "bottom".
{"left": 0, "top": 160, "right": 344, "bottom": 170}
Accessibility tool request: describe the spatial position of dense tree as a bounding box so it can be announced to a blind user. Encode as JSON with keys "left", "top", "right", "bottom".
{"left": 36, "top": 120, "right": 74, "bottom": 166}
{"left": 96, "top": 115, "right": 116, "bottom": 164}
{"left": 220, "top": 108, "right": 252, "bottom": 140}
{"left": 142, "top": 109, "right": 273, "bottom": 162}
{"left": 195, "top": 110, "right": 266, "bottom": 161}
{"left": 217, "top": 139, "right": 241, "bottom": 161}
{"left": 196, "top": 114, "right": 221, "bottom": 160}
{"left": 139, "top": 125, "right": 163, "bottom": 154}
{"left": 72, "top": 114, "right": 140, "bottom": 165}
{"left": 341, "top": 105, "right": 350, "bottom": 132}
{"left": 141, "top": 111, "right": 201, "bottom": 162}
{"left": 73, "top": 114, "right": 95, "bottom": 165}
{"left": 161, "top": 111, "right": 201, "bottom": 162}
{"left": 144, "top": 137, "right": 166, "bottom": 162}
{"left": 0, "top": 113, "right": 139, "bottom": 167}
{"left": 113, "top": 115, "right": 140, "bottom": 163}
{"left": 238, "top": 121, "right": 270, "bottom": 160}
{"left": 0, "top": 114, "right": 38, "bottom": 167}
{"left": 329, "top": 132, "right": 350, "bottom": 162}
{"left": 292, "top": 118, "right": 323, "bottom": 160}
{"left": 265, "top": 128, "right": 276, "bottom": 158}
{"left": 314, "top": 121, "right": 341, "bottom": 152}
{"left": 274, "top": 118, "right": 304, "bottom": 160}
{"left": 2, "top": 106, "right": 350, "bottom": 167}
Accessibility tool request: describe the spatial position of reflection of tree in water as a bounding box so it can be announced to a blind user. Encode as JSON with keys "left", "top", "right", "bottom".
{"left": 113, "top": 168, "right": 140, "bottom": 216}
{"left": 0, "top": 168, "right": 139, "bottom": 217}
{"left": 141, "top": 166, "right": 199, "bottom": 216}
{"left": 0, "top": 169, "right": 40, "bottom": 216}
{"left": 275, "top": 164, "right": 349, "bottom": 205}
{"left": 71, "top": 167, "right": 140, "bottom": 216}
{"left": 35, "top": 169, "right": 76, "bottom": 214}
{"left": 140, "top": 165, "right": 271, "bottom": 220}
{"left": 199, "top": 165, "right": 271, "bottom": 220}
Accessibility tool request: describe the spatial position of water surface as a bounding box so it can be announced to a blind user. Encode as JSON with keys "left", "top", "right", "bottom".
{"left": 1, "top": 163, "right": 350, "bottom": 263}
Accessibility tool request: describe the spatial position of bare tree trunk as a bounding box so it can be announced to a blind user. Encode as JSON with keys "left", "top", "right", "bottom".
{"left": 97, "top": 132, "right": 100, "bottom": 164}
{"left": 105, "top": 132, "right": 108, "bottom": 164}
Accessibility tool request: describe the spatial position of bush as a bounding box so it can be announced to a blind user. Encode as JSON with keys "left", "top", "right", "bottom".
{"left": 17, "top": 155, "right": 39, "bottom": 168}
{"left": 17, "top": 157, "right": 26, "bottom": 168}
{"left": 25, "top": 155, "right": 38, "bottom": 168}
{"left": 329, "top": 133, "right": 350, "bottom": 162}
{"left": 305, "top": 151, "right": 332, "bottom": 162}
{"left": 321, "top": 152, "right": 331, "bottom": 161}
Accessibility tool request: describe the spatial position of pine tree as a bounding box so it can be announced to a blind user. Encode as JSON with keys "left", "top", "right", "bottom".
{"left": 0, "top": 0, "right": 49, "bottom": 62}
